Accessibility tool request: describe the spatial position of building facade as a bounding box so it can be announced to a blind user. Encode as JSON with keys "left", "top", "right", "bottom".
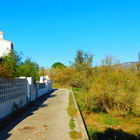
{"left": 0, "top": 31, "right": 13, "bottom": 57}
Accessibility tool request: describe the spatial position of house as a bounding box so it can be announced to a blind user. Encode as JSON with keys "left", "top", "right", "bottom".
{"left": 0, "top": 31, "right": 13, "bottom": 58}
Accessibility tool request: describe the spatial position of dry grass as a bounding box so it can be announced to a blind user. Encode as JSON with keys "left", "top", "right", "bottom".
{"left": 83, "top": 111, "right": 140, "bottom": 136}
{"left": 69, "top": 131, "right": 82, "bottom": 139}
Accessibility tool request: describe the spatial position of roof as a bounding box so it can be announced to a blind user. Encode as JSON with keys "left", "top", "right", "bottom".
{"left": 0, "top": 38, "right": 13, "bottom": 44}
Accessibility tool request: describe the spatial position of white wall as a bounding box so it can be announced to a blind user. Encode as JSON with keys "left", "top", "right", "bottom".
{"left": 0, "top": 76, "right": 52, "bottom": 119}
{"left": 26, "top": 77, "right": 36, "bottom": 101}
{"left": 0, "top": 95, "right": 27, "bottom": 119}
{"left": 0, "top": 78, "right": 27, "bottom": 119}
{"left": 37, "top": 79, "right": 52, "bottom": 97}
{"left": 0, "top": 39, "right": 12, "bottom": 57}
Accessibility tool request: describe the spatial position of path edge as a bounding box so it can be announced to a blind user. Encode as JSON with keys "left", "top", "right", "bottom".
{"left": 70, "top": 88, "right": 89, "bottom": 140}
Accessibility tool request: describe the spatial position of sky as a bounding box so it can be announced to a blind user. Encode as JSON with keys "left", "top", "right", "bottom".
{"left": 0, "top": 0, "right": 140, "bottom": 68}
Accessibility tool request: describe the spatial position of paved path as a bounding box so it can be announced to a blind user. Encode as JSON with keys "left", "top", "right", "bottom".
{"left": 0, "top": 89, "right": 71, "bottom": 140}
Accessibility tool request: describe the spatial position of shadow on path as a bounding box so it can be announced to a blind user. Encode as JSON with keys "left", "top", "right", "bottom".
{"left": 0, "top": 89, "right": 58, "bottom": 140}
{"left": 90, "top": 128, "right": 140, "bottom": 140}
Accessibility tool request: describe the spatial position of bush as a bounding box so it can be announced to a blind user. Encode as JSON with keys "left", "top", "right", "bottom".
{"left": 81, "top": 67, "right": 139, "bottom": 116}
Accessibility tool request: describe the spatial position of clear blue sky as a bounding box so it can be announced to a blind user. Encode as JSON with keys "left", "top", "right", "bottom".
{"left": 1, "top": 0, "right": 140, "bottom": 68}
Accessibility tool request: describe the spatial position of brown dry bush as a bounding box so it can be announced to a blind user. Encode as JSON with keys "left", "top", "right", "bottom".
{"left": 83, "top": 67, "right": 139, "bottom": 116}
{"left": 49, "top": 67, "right": 74, "bottom": 87}
{"left": 0, "top": 64, "right": 14, "bottom": 78}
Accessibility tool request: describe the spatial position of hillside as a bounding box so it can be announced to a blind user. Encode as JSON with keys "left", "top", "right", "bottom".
{"left": 116, "top": 62, "right": 138, "bottom": 69}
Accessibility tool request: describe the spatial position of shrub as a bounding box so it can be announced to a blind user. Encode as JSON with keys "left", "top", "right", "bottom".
{"left": 80, "top": 67, "right": 138, "bottom": 116}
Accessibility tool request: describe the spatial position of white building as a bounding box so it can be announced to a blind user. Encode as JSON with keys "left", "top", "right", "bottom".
{"left": 0, "top": 31, "right": 13, "bottom": 57}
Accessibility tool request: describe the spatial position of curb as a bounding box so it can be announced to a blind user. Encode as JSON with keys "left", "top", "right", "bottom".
{"left": 70, "top": 88, "right": 89, "bottom": 140}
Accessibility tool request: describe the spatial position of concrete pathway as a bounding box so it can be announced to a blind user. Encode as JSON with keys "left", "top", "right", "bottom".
{"left": 0, "top": 89, "right": 71, "bottom": 140}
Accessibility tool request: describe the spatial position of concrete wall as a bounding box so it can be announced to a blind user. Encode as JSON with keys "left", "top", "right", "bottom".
{"left": 0, "top": 95, "right": 27, "bottom": 119}
{"left": 0, "top": 76, "right": 52, "bottom": 119}
{"left": 26, "top": 77, "right": 36, "bottom": 102}
{"left": 0, "top": 78, "right": 27, "bottom": 119}
{"left": 37, "top": 79, "right": 52, "bottom": 97}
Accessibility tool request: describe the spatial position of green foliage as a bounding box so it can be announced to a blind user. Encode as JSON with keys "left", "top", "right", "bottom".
{"left": 68, "top": 93, "right": 77, "bottom": 117}
{"left": 51, "top": 49, "right": 140, "bottom": 116}
{"left": 72, "top": 67, "right": 139, "bottom": 116}
{"left": 51, "top": 62, "right": 66, "bottom": 69}
{"left": 70, "top": 71, "right": 90, "bottom": 91}
{"left": 0, "top": 64, "right": 13, "bottom": 78}
{"left": 96, "top": 113, "right": 120, "bottom": 126}
{"left": 0, "top": 50, "right": 40, "bottom": 81}
{"left": 69, "top": 131, "right": 82, "bottom": 139}
{"left": 75, "top": 67, "right": 138, "bottom": 116}
{"left": 19, "top": 57, "right": 39, "bottom": 81}
{"left": 88, "top": 128, "right": 98, "bottom": 140}
{"left": 0, "top": 50, "right": 22, "bottom": 77}
{"left": 68, "top": 91, "right": 80, "bottom": 139}
{"left": 72, "top": 49, "right": 94, "bottom": 69}
{"left": 69, "top": 118, "right": 75, "bottom": 130}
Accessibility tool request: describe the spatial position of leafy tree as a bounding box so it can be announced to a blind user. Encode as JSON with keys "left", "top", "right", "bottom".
{"left": 0, "top": 50, "right": 40, "bottom": 81}
{"left": 51, "top": 62, "right": 66, "bottom": 69}
{"left": 0, "top": 64, "right": 13, "bottom": 78}
{"left": 74, "top": 49, "right": 84, "bottom": 66}
{"left": 69, "top": 50, "right": 94, "bottom": 90}
{"left": 19, "top": 57, "right": 39, "bottom": 81}
{"left": 72, "top": 49, "right": 93, "bottom": 69}
{"left": 0, "top": 50, "right": 22, "bottom": 77}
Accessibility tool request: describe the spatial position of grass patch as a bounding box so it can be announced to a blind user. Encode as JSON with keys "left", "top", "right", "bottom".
{"left": 103, "top": 115, "right": 120, "bottom": 126}
{"left": 88, "top": 128, "right": 98, "bottom": 140}
{"left": 67, "top": 91, "right": 81, "bottom": 139}
{"left": 68, "top": 92, "right": 77, "bottom": 117}
{"left": 72, "top": 88, "right": 84, "bottom": 111}
{"left": 69, "top": 131, "right": 82, "bottom": 139}
{"left": 96, "top": 113, "right": 120, "bottom": 126}
{"left": 69, "top": 118, "right": 75, "bottom": 130}
{"left": 72, "top": 88, "right": 140, "bottom": 139}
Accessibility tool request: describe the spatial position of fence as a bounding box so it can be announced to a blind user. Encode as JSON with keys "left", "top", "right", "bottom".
{"left": 0, "top": 79, "right": 26, "bottom": 102}
{"left": 0, "top": 76, "right": 52, "bottom": 119}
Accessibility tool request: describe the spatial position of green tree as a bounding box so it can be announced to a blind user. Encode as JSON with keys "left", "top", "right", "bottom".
{"left": 19, "top": 57, "right": 39, "bottom": 81}
{"left": 72, "top": 49, "right": 93, "bottom": 69}
{"left": 1, "top": 50, "right": 22, "bottom": 77}
{"left": 0, "top": 64, "right": 13, "bottom": 78}
{"left": 70, "top": 50, "right": 94, "bottom": 91}
{"left": 52, "top": 62, "right": 66, "bottom": 69}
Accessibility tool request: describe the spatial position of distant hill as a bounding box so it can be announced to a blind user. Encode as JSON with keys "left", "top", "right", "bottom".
{"left": 116, "top": 62, "right": 138, "bottom": 70}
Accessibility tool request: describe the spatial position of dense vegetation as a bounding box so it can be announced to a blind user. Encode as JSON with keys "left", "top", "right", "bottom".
{"left": 48, "top": 50, "right": 140, "bottom": 139}
{"left": 0, "top": 50, "right": 40, "bottom": 81}
{"left": 50, "top": 50, "right": 140, "bottom": 116}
